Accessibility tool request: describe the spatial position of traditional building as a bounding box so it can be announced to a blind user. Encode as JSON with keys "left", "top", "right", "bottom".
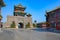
{"left": 37, "top": 22, "right": 46, "bottom": 28}
{"left": 46, "top": 7, "right": 60, "bottom": 30}
{"left": 3, "top": 4, "right": 33, "bottom": 28}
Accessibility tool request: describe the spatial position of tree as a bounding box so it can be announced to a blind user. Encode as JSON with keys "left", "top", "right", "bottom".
{"left": 26, "top": 22, "right": 31, "bottom": 28}
{"left": 33, "top": 23, "right": 36, "bottom": 28}
{"left": 10, "top": 21, "right": 16, "bottom": 28}
{"left": 34, "top": 20, "right": 37, "bottom": 23}
{"left": 0, "top": 0, "right": 5, "bottom": 7}
{"left": 0, "top": 14, "right": 2, "bottom": 20}
{"left": 33, "top": 20, "right": 37, "bottom": 27}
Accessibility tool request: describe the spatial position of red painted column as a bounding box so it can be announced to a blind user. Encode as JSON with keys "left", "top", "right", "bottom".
{"left": 56, "top": 10, "right": 58, "bottom": 30}
{"left": 56, "top": 10, "right": 60, "bottom": 30}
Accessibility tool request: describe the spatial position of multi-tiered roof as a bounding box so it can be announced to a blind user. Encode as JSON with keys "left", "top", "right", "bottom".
{"left": 14, "top": 4, "right": 26, "bottom": 16}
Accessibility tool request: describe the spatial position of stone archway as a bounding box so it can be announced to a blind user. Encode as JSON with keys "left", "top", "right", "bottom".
{"left": 18, "top": 23, "right": 24, "bottom": 28}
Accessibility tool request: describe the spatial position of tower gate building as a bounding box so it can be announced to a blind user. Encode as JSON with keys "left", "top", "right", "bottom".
{"left": 3, "top": 4, "right": 33, "bottom": 28}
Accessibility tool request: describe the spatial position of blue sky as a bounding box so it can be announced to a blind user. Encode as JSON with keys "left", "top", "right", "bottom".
{"left": 1, "top": 0, "right": 60, "bottom": 23}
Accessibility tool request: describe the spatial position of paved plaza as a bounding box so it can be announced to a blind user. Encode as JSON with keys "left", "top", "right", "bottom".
{"left": 0, "top": 28, "right": 60, "bottom": 40}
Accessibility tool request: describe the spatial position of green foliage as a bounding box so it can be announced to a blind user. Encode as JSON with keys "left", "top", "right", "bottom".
{"left": 33, "top": 23, "right": 37, "bottom": 28}
{"left": 0, "top": 14, "right": 2, "bottom": 18}
{"left": 34, "top": 20, "right": 37, "bottom": 23}
{"left": 10, "top": 21, "right": 16, "bottom": 28}
{"left": 26, "top": 22, "right": 31, "bottom": 28}
{"left": 0, "top": 14, "right": 2, "bottom": 20}
{"left": 0, "top": 0, "right": 5, "bottom": 7}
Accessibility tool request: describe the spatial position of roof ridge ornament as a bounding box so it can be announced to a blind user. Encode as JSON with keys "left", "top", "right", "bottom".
{"left": 18, "top": 4, "right": 22, "bottom": 7}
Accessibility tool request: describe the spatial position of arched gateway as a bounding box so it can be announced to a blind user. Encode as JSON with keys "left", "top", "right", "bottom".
{"left": 18, "top": 23, "right": 24, "bottom": 28}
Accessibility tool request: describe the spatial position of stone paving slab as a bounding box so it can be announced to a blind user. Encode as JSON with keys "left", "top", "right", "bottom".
{"left": 0, "top": 28, "right": 60, "bottom": 40}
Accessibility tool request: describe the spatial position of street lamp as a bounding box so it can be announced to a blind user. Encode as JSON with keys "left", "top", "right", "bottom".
{"left": 0, "top": 0, "right": 5, "bottom": 28}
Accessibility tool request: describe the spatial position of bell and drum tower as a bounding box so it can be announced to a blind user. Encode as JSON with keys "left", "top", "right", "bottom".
{"left": 3, "top": 4, "right": 33, "bottom": 28}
